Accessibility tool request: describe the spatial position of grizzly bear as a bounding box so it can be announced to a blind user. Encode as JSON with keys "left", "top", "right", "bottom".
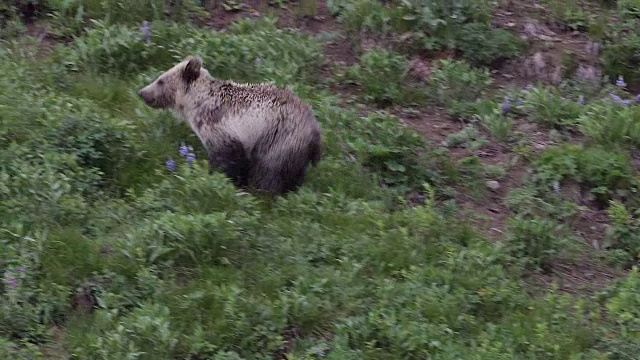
{"left": 138, "top": 56, "right": 323, "bottom": 195}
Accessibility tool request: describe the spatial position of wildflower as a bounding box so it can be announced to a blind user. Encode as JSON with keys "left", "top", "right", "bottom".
{"left": 4, "top": 270, "right": 17, "bottom": 289}
{"left": 611, "top": 93, "right": 623, "bottom": 104}
{"left": 501, "top": 97, "right": 511, "bottom": 114}
{"left": 18, "top": 268, "right": 25, "bottom": 273}
{"left": 552, "top": 181, "right": 560, "bottom": 194}
{"left": 622, "top": 99, "right": 632, "bottom": 106}
{"left": 179, "top": 143, "right": 189, "bottom": 157}
{"left": 578, "top": 95, "right": 584, "bottom": 105}
{"left": 635, "top": 94, "right": 640, "bottom": 103}
{"left": 166, "top": 158, "right": 176, "bottom": 172}
{"left": 140, "top": 21, "right": 151, "bottom": 43}
{"left": 616, "top": 75, "right": 627, "bottom": 88}
{"left": 524, "top": 84, "right": 533, "bottom": 90}
{"left": 186, "top": 152, "right": 196, "bottom": 167}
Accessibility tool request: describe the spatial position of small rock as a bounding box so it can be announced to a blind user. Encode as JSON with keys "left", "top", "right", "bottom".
{"left": 538, "top": 35, "right": 560, "bottom": 42}
{"left": 585, "top": 41, "right": 601, "bottom": 57}
{"left": 486, "top": 180, "right": 501, "bottom": 192}
{"left": 575, "top": 64, "right": 601, "bottom": 84}
{"left": 523, "top": 23, "right": 539, "bottom": 37}
{"left": 533, "top": 142, "right": 546, "bottom": 150}
{"left": 523, "top": 22, "right": 555, "bottom": 38}
{"left": 516, "top": 123, "right": 537, "bottom": 133}
{"left": 532, "top": 52, "right": 546, "bottom": 73}
{"left": 408, "top": 57, "right": 431, "bottom": 81}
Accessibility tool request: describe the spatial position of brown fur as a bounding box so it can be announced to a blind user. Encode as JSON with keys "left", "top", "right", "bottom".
{"left": 138, "top": 56, "right": 323, "bottom": 195}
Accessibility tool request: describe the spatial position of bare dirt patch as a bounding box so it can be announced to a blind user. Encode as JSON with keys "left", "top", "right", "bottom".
{"left": 493, "top": 1, "right": 603, "bottom": 87}
{"left": 527, "top": 257, "right": 622, "bottom": 296}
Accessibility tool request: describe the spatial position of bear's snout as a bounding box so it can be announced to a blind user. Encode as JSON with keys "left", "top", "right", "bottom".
{"left": 138, "top": 88, "right": 154, "bottom": 107}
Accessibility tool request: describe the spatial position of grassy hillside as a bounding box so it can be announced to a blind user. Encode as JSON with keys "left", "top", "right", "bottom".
{"left": 3, "top": 0, "right": 640, "bottom": 358}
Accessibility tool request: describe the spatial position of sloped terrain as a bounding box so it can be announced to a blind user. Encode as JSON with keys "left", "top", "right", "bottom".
{"left": 3, "top": 0, "right": 640, "bottom": 359}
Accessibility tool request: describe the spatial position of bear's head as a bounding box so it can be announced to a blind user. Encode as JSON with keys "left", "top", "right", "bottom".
{"left": 138, "top": 55, "right": 204, "bottom": 109}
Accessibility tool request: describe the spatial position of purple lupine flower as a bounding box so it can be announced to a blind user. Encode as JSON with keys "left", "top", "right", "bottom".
{"left": 611, "top": 93, "right": 623, "bottom": 104}
{"left": 622, "top": 99, "right": 632, "bottom": 106}
{"left": 634, "top": 94, "right": 640, "bottom": 103}
{"left": 166, "top": 158, "right": 176, "bottom": 172}
{"left": 524, "top": 84, "right": 533, "bottom": 90}
{"left": 18, "top": 268, "right": 25, "bottom": 273}
{"left": 578, "top": 95, "right": 585, "bottom": 105}
{"left": 501, "top": 97, "right": 511, "bottom": 114}
{"left": 140, "top": 21, "right": 151, "bottom": 43}
{"left": 616, "top": 75, "right": 627, "bottom": 87}
{"left": 179, "top": 143, "right": 189, "bottom": 157}
{"left": 186, "top": 152, "right": 196, "bottom": 167}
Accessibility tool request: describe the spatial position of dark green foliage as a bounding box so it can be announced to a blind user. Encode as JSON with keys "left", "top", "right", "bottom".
{"left": 533, "top": 144, "right": 637, "bottom": 203}
{"left": 521, "top": 85, "right": 586, "bottom": 129}
{"left": 340, "top": 111, "right": 430, "bottom": 191}
{"left": 344, "top": 47, "right": 411, "bottom": 105}
{"left": 604, "top": 201, "right": 640, "bottom": 266}
{"left": 426, "top": 59, "right": 493, "bottom": 106}
{"left": 505, "top": 217, "right": 569, "bottom": 271}
{"left": 60, "top": 17, "right": 324, "bottom": 86}
{"left": 455, "top": 23, "right": 527, "bottom": 67}
{"left": 602, "top": 18, "right": 640, "bottom": 89}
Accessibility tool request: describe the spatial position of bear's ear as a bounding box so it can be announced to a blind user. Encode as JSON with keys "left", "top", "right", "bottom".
{"left": 183, "top": 56, "right": 202, "bottom": 84}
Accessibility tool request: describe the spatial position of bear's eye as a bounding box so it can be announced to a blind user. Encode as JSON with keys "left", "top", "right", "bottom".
{"left": 157, "top": 79, "right": 165, "bottom": 86}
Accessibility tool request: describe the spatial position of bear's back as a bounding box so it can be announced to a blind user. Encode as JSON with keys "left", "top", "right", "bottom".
{"left": 213, "top": 81, "right": 318, "bottom": 149}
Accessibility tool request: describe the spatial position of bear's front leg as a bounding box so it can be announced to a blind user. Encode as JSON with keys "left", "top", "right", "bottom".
{"left": 207, "top": 137, "right": 250, "bottom": 189}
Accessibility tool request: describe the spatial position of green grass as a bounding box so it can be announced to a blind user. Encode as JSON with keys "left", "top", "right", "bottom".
{"left": 3, "top": 1, "right": 640, "bottom": 359}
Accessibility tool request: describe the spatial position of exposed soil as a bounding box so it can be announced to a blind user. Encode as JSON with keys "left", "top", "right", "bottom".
{"left": 527, "top": 257, "right": 623, "bottom": 297}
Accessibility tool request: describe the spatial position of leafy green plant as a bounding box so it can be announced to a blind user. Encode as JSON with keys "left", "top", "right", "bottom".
{"left": 343, "top": 47, "right": 413, "bottom": 105}
{"left": 505, "top": 217, "right": 569, "bottom": 271}
{"left": 521, "top": 85, "right": 586, "bottom": 129}
{"left": 60, "top": 17, "right": 325, "bottom": 85}
{"left": 604, "top": 201, "right": 640, "bottom": 265}
{"left": 427, "top": 59, "right": 493, "bottom": 107}
{"left": 45, "top": 0, "right": 202, "bottom": 37}
{"left": 443, "top": 125, "right": 488, "bottom": 150}
{"left": 45, "top": 113, "right": 135, "bottom": 189}
{"left": 0, "top": 2, "right": 26, "bottom": 39}
{"left": 455, "top": 22, "right": 527, "bottom": 67}
{"left": 597, "top": 265, "right": 640, "bottom": 356}
{"left": 341, "top": 111, "right": 429, "bottom": 191}
{"left": 335, "top": 0, "right": 497, "bottom": 54}
{"left": 332, "top": 0, "right": 390, "bottom": 37}
{"left": 579, "top": 100, "right": 640, "bottom": 147}
{"left": 475, "top": 107, "right": 514, "bottom": 143}
{"left": 58, "top": 19, "right": 192, "bottom": 76}
{"left": 532, "top": 144, "right": 637, "bottom": 204}
{"left": 602, "top": 18, "right": 640, "bottom": 89}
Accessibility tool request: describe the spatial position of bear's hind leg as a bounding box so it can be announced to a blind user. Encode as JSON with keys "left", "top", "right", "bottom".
{"left": 207, "top": 138, "right": 250, "bottom": 189}
{"left": 249, "top": 156, "right": 307, "bottom": 196}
